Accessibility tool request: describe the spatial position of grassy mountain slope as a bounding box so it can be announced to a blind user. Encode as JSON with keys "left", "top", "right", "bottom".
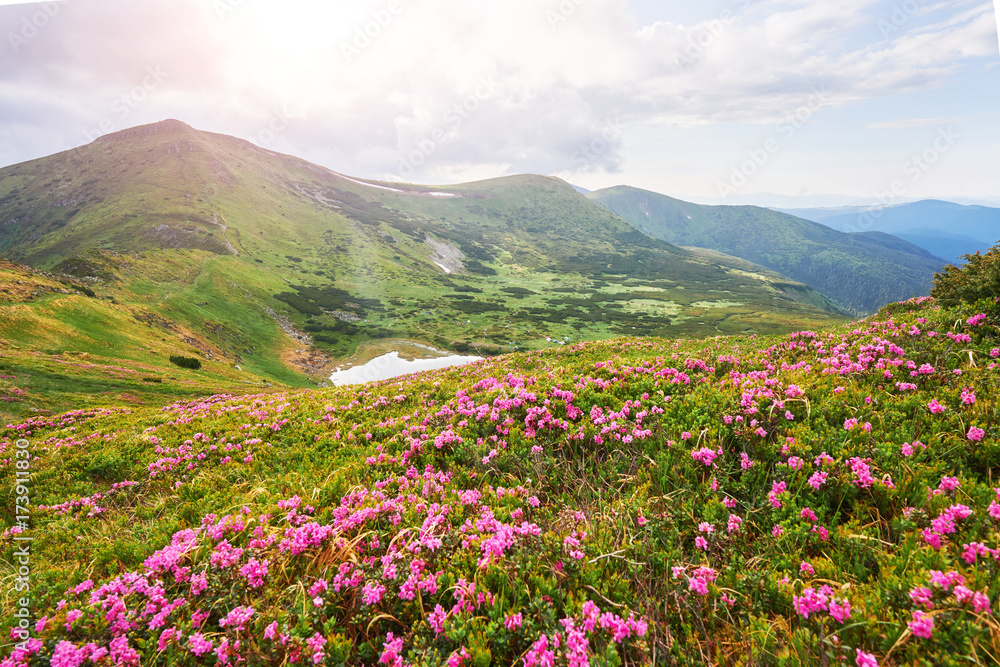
{"left": 2, "top": 295, "right": 998, "bottom": 665}
{"left": 589, "top": 186, "right": 947, "bottom": 315}
{"left": 0, "top": 258, "right": 298, "bottom": 421}
{"left": 0, "top": 121, "right": 846, "bottom": 410}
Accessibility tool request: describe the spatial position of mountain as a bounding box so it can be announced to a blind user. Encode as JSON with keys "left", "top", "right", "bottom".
{"left": 0, "top": 121, "right": 846, "bottom": 414}
{"left": 779, "top": 200, "right": 1000, "bottom": 263}
{"left": 588, "top": 185, "right": 947, "bottom": 315}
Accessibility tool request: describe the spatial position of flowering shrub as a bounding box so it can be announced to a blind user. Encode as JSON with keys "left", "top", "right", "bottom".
{"left": 2, "top": 296, "right": 999, "bottom": 665}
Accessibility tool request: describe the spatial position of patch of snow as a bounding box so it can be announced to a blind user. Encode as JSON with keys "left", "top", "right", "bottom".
{"left": 433, "top": 261, "right": 452, "bottom": 274}
{"left": 332, "top": 173, "right": 407, "bottom": 193}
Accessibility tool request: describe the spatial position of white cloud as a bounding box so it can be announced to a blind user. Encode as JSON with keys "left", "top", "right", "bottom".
{"left": 867, "top": 117, "right": 968, "bottom": 128}
{"left": 0, "top": 0, "right": 996, "bottom": 190}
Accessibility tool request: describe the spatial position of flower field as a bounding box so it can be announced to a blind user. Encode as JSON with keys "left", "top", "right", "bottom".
{"left": 2, "top": 296, "right": 999, "bottom": 666}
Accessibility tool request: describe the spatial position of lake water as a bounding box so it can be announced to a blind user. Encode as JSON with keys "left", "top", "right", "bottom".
{"left": 329, "top": 351, "right": 481, "bottom": 386}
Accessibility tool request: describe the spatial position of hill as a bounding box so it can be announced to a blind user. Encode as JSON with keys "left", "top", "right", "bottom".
{"left": 0, "top": 120, "right": 846, "bottom": 415}
{"left": 2, "top": 295, "right": 998, "bottom": 665}
{"left": 781, "top": 200, "right": 1000, "bottom": 263}
{"left": 588, "top": 186, "right": 947, "bottom": 315}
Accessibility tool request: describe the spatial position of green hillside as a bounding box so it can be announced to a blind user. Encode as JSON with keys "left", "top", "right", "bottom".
{"left": 0, "top": 121, "right": 846, "bottom": 413}
{"left": 2, "top": 294, "right": 998, "bottom": 665}
{"left": 588, "top": 186, "right": 947, "bottom": 315}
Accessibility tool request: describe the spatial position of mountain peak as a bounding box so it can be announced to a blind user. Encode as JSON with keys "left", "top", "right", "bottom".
{"left": 92, "top": 119, "right": 195, "bottom": 144}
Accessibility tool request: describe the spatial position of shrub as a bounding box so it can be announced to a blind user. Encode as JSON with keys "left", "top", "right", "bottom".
{"left": 168, "top": 355, "right": 202, "bottom": 370}
{"left": 931, "top": 242, "right": 1000, "bottom": 305}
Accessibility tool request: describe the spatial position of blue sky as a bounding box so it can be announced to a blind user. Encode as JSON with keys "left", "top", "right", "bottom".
{"left": 0, "top": 0, "right": 997, "bottom": 206}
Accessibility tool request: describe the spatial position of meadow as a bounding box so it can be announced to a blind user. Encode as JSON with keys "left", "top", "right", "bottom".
{"left": 2, "top": 294, "right": 999, "bottom": 666}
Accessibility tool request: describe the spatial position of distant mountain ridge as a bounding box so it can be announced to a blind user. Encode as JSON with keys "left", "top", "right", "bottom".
{"left": 777, "top": 199, "right": 1000, "bottom": 262}
{"left": 588, "top": 185, "right": 947, "bottom": 315}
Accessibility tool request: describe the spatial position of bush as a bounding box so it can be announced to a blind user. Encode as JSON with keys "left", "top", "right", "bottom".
{"left": 931, "top": 242, "right": 1000, "bottom": 305}
{"left": 168, "top": 355, "right": 202, "bottom": 370}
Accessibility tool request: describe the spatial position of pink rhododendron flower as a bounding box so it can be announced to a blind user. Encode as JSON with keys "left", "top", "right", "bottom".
{"left": 968, "top": 426, "right": 985, "bottom": 442}
{"left": 908, "top": 610, "right": 934, "bottom": 639}
{"left": 691, "top": 447, "right": 718, "bottom": 467}
{"left": 189, "top": 633, "right": 213, "bottom": 657}
{"left": 855, "top": 649, "right": 879, "bottom": 667}
{"left": 828, "top": 598, "right": 851, "bottom": 624}
{"left": 505, "top": 612, "right": 523, "bottom": 630}
{"left": 362, "top": 582, "right": 386, "bottom": 606}
{"left": 220, "top": 606, "right": 254, "bottom": 632}
{"left": 379, "top": 632, "right": 404, "bottom": 667}
{"left": 910, "top": 586, "right": 934, "bottom": 610}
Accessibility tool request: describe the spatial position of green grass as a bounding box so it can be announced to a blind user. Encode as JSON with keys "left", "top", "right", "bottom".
{"left": 1, "top": 295, "right": 998, "bottom": 665}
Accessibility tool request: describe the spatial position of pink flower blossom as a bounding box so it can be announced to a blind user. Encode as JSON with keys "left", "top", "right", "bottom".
{"left": 828, "top": 598, "right": 851, "bottom": 624}
{"left": 220, "top": 606, "right": 254, "bottom": 632}
{"left": 240, "top": 558, "right": 268, "bottom": 589}
{"left": 363, "top": 582, "right": 386, "bottom": 606}
{"left": 910, "top": 586, "right": 934, "bottom": 610}
{"left": 189, "top": 633, "right": 214, "bottom": 657}
{"left": 428, "top": 604, "right": 447, "bottom": 635}
{"left": 768, "top": 481, "right": 787, "bottom": 508}
{"left": 926, "top": 399, "right": 946, "bottom": 414}
{"left": 908, "top": 610, "right": 934, "bottom": 639}
{"left": 808, "top": 471, "right": 828, "bottom": 489}
{"left": 379, "top": 632, "right": 404, "bottom": 667}
{"left": 691, "top": 447, "right": 718, "bottom": 467}
{"left": 792, "top": 586, "right": 829, "bottom": 619}
{"left": 855, "top": 649, "right": 879, "bottom": 667}
{"left": 968, "top": 426, "right": 986, "bottom": 442}
{"left": 938, "top": 476, "right": 960, "bottom": 492}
